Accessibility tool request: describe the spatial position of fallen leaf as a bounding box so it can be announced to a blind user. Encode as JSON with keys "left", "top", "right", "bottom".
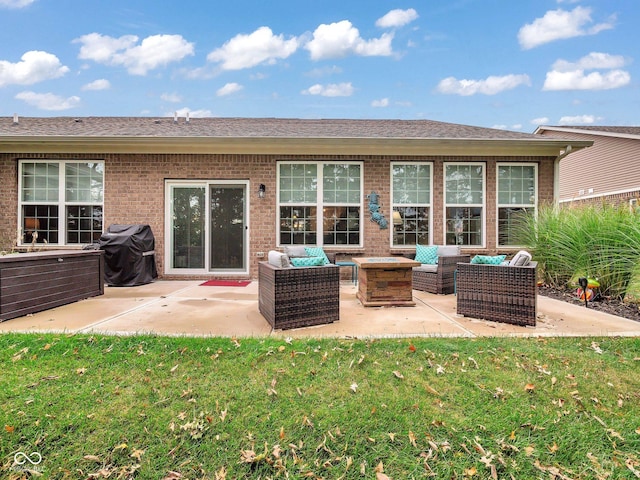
{"left": 436, "top": 364, "right": 445, "bottom": 375}
{"left": 525, "top": 383, "right": 535, "bottom": 392}
{"left": 376, "top": 473, "right": 391, "bottom": 480}
{"left": 113, "top": 443, "right": 128, "bottom": 452}
{"left": 279, "top": 426, "right": 285, "bottom": 440}
{"left": 162, "top": 472, "right": 183, "bottom": 480}
{"left": 425, "top": 384, "right": 441, "bottom": 396}
{"left": 408, "top": 431, "right": 417, "bottom": 447}
{"left": 76, "top": 367, "right": 87, "bottom": 375}
{"left": 130, "top": 449, "right": 145, "bottom": 460}
{"left": 464, "top": 466, "right": 477, "bottom": 476}
{"left": 392, "top": 370, "right": 404, "bottom": 379}
{"left": 524, "top": 446, "right": 535, "bottom": 456}
{"left": 350, "top": 382, "right": 358, "bottom": 393}
{"left": 5, "top": 425, "right": 15, "bottom": 433}
{"left": 548, "top": 442, "right": 559, "bottom": 453}
{"left": 83, "top": 455, "right": 101, "bottom": 462}
{"left": 170, "top": 364, "right": 179, "bottom": 373}
{"left": 591, "top": 342, "right": 603, "bottom": 354}
{"left": 408, "top": 344, "right": 416, "bottom": 352}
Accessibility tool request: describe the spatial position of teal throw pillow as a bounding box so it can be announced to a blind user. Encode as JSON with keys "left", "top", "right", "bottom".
{"left": 304, "top": 246, "right": 330, "bottom": 265}
{"left": 415, "top": 244, "right": 438, "bottom": 265}
{"left": 290, "top": 256, "right": 325, "bottom": 267}
{"left": 470, "top": 254, "right": 507, "bottom": 265}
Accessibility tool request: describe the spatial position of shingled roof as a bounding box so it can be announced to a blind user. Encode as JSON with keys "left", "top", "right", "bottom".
{"left": 537, "top": 125, "right": 640, "bottom": 139}
{"left": 0, "top": 116, "right": 543, "bottom": 139}
{"left": 0, "top": 116, "right": 593, "bottom": 156}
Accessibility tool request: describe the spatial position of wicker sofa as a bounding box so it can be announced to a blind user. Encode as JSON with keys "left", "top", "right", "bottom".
{"left": 258, "top": 249, "right": 340, "bottom": 330}
{"left": 456, "top": 258, "right": 538, "bottom": 327}
{"left": 408, "top": 246, "right": 470, "bottom": 295}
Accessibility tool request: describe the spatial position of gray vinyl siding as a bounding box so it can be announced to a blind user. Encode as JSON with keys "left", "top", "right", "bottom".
{"left": 538, "top": 129, "right": 640, "bottom": 202}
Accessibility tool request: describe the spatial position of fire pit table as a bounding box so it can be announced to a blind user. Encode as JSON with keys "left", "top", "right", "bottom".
{"left": 352, "top": 257, "right": 420, "bottom": 307}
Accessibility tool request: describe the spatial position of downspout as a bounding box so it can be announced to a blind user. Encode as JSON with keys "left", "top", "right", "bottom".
{"left": 554, "top": 145, "right": 572, "bottom": 206}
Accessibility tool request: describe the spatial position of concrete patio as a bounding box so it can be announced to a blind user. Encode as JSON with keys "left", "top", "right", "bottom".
{"left": 1, "top": 280, "right": 639, "bottom": 338}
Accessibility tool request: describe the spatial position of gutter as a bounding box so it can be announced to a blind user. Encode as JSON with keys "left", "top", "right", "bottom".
{"left": 0, "top": 135, "right": 594, "bottom": 157}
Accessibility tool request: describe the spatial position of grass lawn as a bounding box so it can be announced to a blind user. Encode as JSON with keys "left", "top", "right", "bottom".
{"left": 1, "top": 334, "right": 639, "bottom": 479}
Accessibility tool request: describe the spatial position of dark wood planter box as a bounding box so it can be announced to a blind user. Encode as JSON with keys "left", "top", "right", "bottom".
{"left": 0, "top": 250, "right": 104, "bottom": 322}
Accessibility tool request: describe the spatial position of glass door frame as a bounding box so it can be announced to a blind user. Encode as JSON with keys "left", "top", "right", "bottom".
{"left": 164, "top": 179, "right": 250, "bottom": 276}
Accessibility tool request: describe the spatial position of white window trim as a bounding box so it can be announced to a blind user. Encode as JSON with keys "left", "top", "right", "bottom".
{"left": 276, "top": 160, "right": 363, "bottom": 248}
{"left": 496, "top": 162, "right": 538, "bottom": 248}
{"left": 17, "top": 159, "right": 105, "bottom": 246}
{"left": 443, "top": 162, "right": 486, "bottom": 248}
{"left": 389, "top": 161, "right": 433, "bottom": 247}
{"left": 164, "top": 179, "right": 250, "bottom": 276}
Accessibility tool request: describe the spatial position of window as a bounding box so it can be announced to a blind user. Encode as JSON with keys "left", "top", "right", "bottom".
{"left": 391, "top": 162, "right": 432, "bottom": 246}
{"left": 278, "top": 162, "right": 361, "bottom": 246}
{"left": 497, "top": 164, "right": 537, "bottom": 246}
{"left": 444, "top": 163, "right": 484, "bottom": 246}
{"left": 19, "top": 160, "right": 104, "bottom": 245}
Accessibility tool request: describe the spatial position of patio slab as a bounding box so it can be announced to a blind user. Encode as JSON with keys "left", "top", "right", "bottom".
{"left": 0, "top": 280, "right": 639, "bottom": 338}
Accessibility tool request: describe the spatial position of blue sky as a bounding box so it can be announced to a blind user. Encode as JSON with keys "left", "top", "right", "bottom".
{"left": 0, "top": 0, "right": 637, "bottom": 131}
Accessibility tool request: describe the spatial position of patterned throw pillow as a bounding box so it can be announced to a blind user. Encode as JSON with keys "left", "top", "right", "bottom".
{"left": 470, "top": 254, "right": 507, "bottom": 265}
{"left": 304, "top": 246, "right": 330, "bottom": 265}
{"left": 415, "top": 244, "right": 439, "bottom": 265}
{"left": 290, "top": 256, "right": 325, "bottom": 267}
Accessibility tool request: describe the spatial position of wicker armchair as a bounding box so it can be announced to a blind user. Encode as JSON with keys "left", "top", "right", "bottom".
{"left": 412, "top": 254, "right": 471, "bottom": 294}
{"left": 456, "top": 261, "right": 538, "bottom": 327}
{"left": 258, "top": 261, "right": 340, "bottom": 330}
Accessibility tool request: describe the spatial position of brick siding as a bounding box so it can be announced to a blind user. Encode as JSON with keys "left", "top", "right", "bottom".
{"left": 0, "top": 153, "right": 556, "bottom": 278}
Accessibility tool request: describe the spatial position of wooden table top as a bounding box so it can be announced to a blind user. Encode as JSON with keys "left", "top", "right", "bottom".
{"left": 351, "top": 257, "right": 420, "bottom": 268}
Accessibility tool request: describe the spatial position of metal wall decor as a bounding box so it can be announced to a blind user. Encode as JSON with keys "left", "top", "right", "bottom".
{"left": 366, "top": 191, "right": 388, "bottom": 229}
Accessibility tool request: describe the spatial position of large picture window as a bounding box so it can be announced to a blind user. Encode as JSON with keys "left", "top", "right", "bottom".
{"left": 444, "top": 163, "right": 484, "bottom": 246}
{"left": 19, "top": 160, "right": 104, "bottom": 245}
{"left": 497, "top": 163, "right": 537, "bottom": 246}
{"left": 278, "top": 162, "right": 361, "bottom": 246}
{"left": 391, "top": 162, "right": 431, "bottom": 246}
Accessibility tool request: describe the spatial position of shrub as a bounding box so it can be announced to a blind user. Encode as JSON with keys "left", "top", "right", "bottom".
{"left": 514, "top": 202, "right": 640, "bottom": 300}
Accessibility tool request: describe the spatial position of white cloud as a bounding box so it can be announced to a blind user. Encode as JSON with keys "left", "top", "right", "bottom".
{"left": 207, "top": 26, "right": 298, "bottom": 70}
{"left": 544, "top": 52, "right": 631, "bottom": 91}
{"left": 15, "top": 91, "right": 80, "bottom": 110}
{"left": 74, "top": 33, "right": 194, "bottom": 75}
{"left": 0, "top": 0, "right": 35, "bottom": 8}
{"left": 0, "top": 51, "right": 69, "bottom": 87}
{"left": 166, "top": 107, "right": 213, "bottom": 118}
{"left": 531, "top": 117, "right": 550, "bottom": 125}
{"left": 217, "top": 82, "right": 243, "bottom": 96}
{"left": 436, "top": 74, "right": 531, "bottom": 96}
{"left": 492, "top": 124, "right": 523, "bottom": 131}
{"left": 305, "top": 20, "right": 394, "bottom": 60}
{"left": 160, "top": 92, "right": 182, "bottom": 103}
{"left": 543, "top": 69, "right": 630, "bottom": 91}
{"left": 305, "top": 65, "right": 343, "bottom": 77}
{"left": 376, "top": 9, "right": 418, "bottom": 28}
{"left": 552, "top": 52, "right": 627, "bottom": 72}
{"left": 81, "top": 79, "right": 110, "bottom": 91}
{"left": 518, "top": 7, "right": 615, "bottom": 50}
{"left": 371, "top": 98, "right": 389, "bottom": 107}
{"left": 558, "top": 114, "right": 602, "bottom": 125}
{"left": 301, "top": 82, "right": 354, "bottom": 97}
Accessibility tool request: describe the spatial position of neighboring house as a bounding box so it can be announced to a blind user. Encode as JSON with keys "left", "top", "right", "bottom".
{"left": 534, "top": 126, "right": 640, "bottom": 207}
{"left": 0, "top": 116, "right": 591, "bottom": 279}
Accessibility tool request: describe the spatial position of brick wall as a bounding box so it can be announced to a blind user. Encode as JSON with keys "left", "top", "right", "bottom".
{"left": 0, "top": 153, "right": 557, "bottom": 278}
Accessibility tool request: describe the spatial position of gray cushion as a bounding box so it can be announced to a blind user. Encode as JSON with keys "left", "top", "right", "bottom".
{"left": 509, "top": 250, "right": 532, "bottom": 267}
{"left": 413, "top": 264, "right": 438, "bottom": 273}
{"left": 284, "top": 245, "right": 308, "bottom": 258}
{"left": 268, "top": 250, "right": 290, "bottom": 268}
{"left": 436, "top": 245, "right": 461, "bottom": 257}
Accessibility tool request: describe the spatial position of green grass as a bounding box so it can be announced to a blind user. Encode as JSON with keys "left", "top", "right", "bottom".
{"left": 1, "top": 334, "right": 639, "bottom": 479}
